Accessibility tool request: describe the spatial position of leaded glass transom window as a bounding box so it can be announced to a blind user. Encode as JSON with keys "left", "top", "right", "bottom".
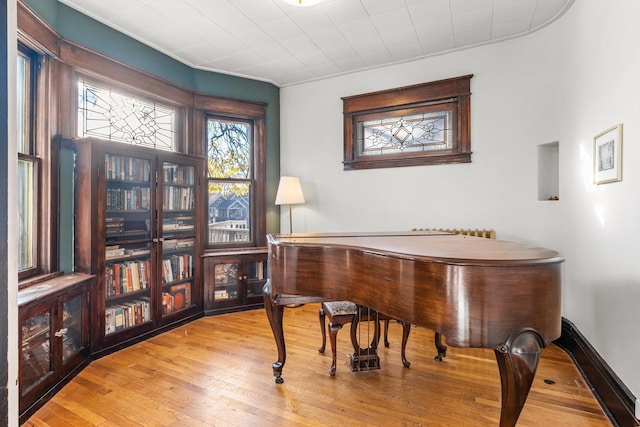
{"left": 77, "top": 79, "right": 176, "bottom": 151}
{"left": 358, "top": 110, "right": 452, "bottom": 156}
{"left": 343, "top": 75, "right": 472, "bottom": 170}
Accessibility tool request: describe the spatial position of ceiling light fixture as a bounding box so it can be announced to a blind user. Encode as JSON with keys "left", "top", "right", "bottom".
{"left": 281, "top": 0, "right": 323, "bottom": 7}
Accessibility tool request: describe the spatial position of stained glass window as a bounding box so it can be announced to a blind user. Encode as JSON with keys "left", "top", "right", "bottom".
{"left": 358, "top": 111, "right": 452, "bottom": 156}
{"left": 77, "top": 79, "right": 176, "bottom": 151}
{"left": 343, "top": 75, "right": 472, "bottom": 170}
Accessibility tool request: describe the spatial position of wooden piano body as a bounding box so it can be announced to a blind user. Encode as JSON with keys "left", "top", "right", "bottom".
{"left": 263, "top": 231, "right": 564, "bottom": 427}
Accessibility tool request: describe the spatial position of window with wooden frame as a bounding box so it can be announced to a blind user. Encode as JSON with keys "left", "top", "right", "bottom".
{"left": 342, "top": 75, "right": 473, "bottom": 170}
{"left": 17, "top": 43, "right": 41, "bottom": 280}
{"left": 205, "top": 115, "right": 263, "bottom": 248}
{"left": 76, "top": 77, "right": 178, "bottom": 151}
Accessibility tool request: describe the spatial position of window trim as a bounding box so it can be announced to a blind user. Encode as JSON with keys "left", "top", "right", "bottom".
{"left": 342, "top": 75, "right": 473, "bottom": 170}
{"left": 17, "top": 42, "right": 45, "bottom": 282}
{"left": 205, "top": 114, "right": 262, "bottom": 249}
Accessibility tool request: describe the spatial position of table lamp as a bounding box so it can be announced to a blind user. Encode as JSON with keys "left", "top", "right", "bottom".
{"left": 275, "top": 176, "right": 305, "bottom": 234}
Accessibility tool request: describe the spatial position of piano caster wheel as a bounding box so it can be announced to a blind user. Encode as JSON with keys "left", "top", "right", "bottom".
{"left": 273, "top": 366, "right": 284, "bottom": 384}
{"left": 434, "top": 351, "right": 446, "bottom": 362}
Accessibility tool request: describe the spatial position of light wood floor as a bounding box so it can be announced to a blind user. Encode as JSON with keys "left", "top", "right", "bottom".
{"left": 25, "top": 304, "right": 613, "bottom": 426}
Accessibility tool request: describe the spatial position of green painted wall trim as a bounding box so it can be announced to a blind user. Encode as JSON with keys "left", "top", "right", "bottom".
{"left": 23, "top": 0, "right": 281, "bottom": 236}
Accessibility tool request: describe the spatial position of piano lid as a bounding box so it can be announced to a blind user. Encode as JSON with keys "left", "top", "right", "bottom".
{"left": 267, "top": 231, "right": 563, "bottom": 265}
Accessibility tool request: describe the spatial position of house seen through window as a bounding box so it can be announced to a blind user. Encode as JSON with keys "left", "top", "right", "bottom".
{"left": 207, "top": 117, "right": 254, "bottom": 245}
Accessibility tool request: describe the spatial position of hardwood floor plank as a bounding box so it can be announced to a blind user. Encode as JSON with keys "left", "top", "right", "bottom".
{"left": 25, "top": 305, "right": 613, "bottom": 426}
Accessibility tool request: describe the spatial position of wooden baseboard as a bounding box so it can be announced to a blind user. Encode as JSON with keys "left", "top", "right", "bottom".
{"left": 554, "top": 318, "right": 639, "bottom": 427}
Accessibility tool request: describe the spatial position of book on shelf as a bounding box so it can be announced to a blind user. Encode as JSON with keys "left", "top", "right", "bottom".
{"left": 163, "top": 186, "right": 194, "bottom": 211}
{"left": 105, "top": 297, "right": 151, "bottom": 335}
{"left": 105, "top": 307, "right": 115, "bottom": 335}
{"left": 106, "top": 187, "right": 150, "bottom": 211}
{"left": 162, "top": 238, "right": 194, "bottom": 251}
{"left": 125, "top": 248, "right": 150, "bottom": 256}
{"left": 214, "top": 289, "right": 230, "bottom": 300}
{"left": 105, "top": 217, "right": 125, "bottom": 235}
{"left": 161, "top": 254, "right": 193, "bottom": 283}
{"left": 105, "top": 246, "right": 127, "bottom": 259}
{"left": 163, "top": 164, "right": 194, "bottom": 185}
{"left": 162, "top": 217, "right": 194, "bottom": 231}
{"left": 105, "top": 259, "right": 151, "bottom": 297}
{"left": 105, "top": 154, "right": 150, "bottom": 182}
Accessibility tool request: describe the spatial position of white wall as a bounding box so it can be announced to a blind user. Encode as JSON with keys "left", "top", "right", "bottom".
{"left": 280, "top": 0, "right": 640, "bottom": 403}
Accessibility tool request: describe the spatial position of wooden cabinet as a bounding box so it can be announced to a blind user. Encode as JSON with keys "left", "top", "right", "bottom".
{"left": 18, "top": 273, "right": 94, "bottom": 422}
{"left": 203, "top": 249, "right": 267, "bottom": 314}
{"left": 72, "top": 138, "right": 204, "bottom": 353}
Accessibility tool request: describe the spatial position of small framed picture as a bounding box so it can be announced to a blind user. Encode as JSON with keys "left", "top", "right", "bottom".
{"left": 593, "top": 124, "right": 622, "bottom": 184}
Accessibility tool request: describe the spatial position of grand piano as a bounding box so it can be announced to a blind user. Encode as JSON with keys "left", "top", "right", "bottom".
{"left": 263, "top": 231, "right": 564, "bottom": 427}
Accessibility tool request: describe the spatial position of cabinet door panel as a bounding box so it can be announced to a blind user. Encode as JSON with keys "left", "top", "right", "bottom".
{"left": 103, "top": 153, "right": 154, "bottom": 338}
{"left": 20, "top": 307, "right": 54, "bottom": 396}
{"left": 160, "top": 161, "right": 197, "bottom": 318}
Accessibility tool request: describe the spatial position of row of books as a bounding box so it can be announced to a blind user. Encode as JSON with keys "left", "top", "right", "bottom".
{"left": 163, "top": 186, "right": 194, "bottom": 211}
{"left": 105, "top": 217, "right": 125, "bottom": 235}
{"left": 105, "top": 259, "right": 151, "bottom": 297}
{"left": 163, "top": 164, "right": 194, "bottom": 185}
{"left": 162, "top": 254, "right": 193, "bottom": 283}
{"left": 162, "top": 216, "right": 194, "bottom": 232}
{"left": 162, "top": 283, "right": 191, "bottom": 314}
{"left": 105, "top": 245, "right": 150, "bottom": 260}
{"left": 105, "top": 154, "right": 150, "bottom": 182}
{"left": 214, "top": 288, "right": 238, "bottom": 300}
{"left": 162, "top": 238, "right": 194, "bottom": 251}
{"left": 106, "top": 187, "right": 151, "bottom": 211}
{"left": 105, "top": 298, "right": 151, "bottom": 335}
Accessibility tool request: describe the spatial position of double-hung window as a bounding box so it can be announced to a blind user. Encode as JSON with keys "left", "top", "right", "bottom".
{"left": 17, "top": 44, "right": 40, "bottom": 279}
{"left": 206, "top": 116, "right": 255, "bottom": 246}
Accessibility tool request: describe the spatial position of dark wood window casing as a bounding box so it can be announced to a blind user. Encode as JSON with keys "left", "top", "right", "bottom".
{"left": 342, "top": 75, "right": 473, "bottom": 170}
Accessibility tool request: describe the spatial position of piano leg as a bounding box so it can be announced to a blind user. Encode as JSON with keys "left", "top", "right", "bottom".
{"left": 434, "top": 332, "right": 447, "bottom": 362}
{"left": 263, "top": 281, "right": 286, "bottom": 384}
{"left": 399, "top": 321, "right": 411, "bottom": 368}
{"left": 494, "top": 328, "right": 545, "bottom": 427}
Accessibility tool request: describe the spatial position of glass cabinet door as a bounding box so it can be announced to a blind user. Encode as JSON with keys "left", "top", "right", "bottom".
{"left": 160, "top": 161, "right": 196, "bottom": 317}
{"left": 104, "top": 153, "right": 153, "bottom": 335}
{"left": 20, "top": 308, "right": 53, "bottom": 394}
{"left": 61, "top": 293, "right": 84, "bottom": 365}
{"left": 245, "top": 258, "right": 268, "bottom": 300}
{"left": 213, "top": 261, "right": 240, "bottom": 303}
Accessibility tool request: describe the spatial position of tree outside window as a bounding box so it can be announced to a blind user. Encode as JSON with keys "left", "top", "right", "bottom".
{"left": 206, "top": 117, "right": 255, "bottom": 246}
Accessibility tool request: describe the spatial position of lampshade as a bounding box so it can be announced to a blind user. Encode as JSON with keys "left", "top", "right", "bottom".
{"left": 275, "top": 176, "right": 305, "bottom": 205}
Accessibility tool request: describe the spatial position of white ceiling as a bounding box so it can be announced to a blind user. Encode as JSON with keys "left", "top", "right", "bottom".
{"left": 58, "top": 0, "right": 574, "bottom": 87}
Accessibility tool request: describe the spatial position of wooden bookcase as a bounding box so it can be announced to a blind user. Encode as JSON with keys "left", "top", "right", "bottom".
{"left": 203, "top": 249, "right": 268, "bottom": 314}
{"left": 18, "top": 273, "right": 94, "bottom": 422}
{"left": 72, "top": 138, "right": 205, "bottom": 353}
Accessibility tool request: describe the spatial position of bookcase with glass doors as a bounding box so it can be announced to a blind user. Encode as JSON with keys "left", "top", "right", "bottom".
{"left": 72, "top": 138, "right": 204, "bottom": 353}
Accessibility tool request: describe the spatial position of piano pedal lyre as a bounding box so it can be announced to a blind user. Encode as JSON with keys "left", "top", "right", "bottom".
{"left": 349, "top": 351, "right": 381, "bottom": 372}
{"left": 348, "top": 305, "right": 382, "bottom": 372}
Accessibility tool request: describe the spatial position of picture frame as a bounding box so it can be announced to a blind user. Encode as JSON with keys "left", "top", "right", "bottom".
{"left": 593, "top": 124, "right": 622, "bottom": 184}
